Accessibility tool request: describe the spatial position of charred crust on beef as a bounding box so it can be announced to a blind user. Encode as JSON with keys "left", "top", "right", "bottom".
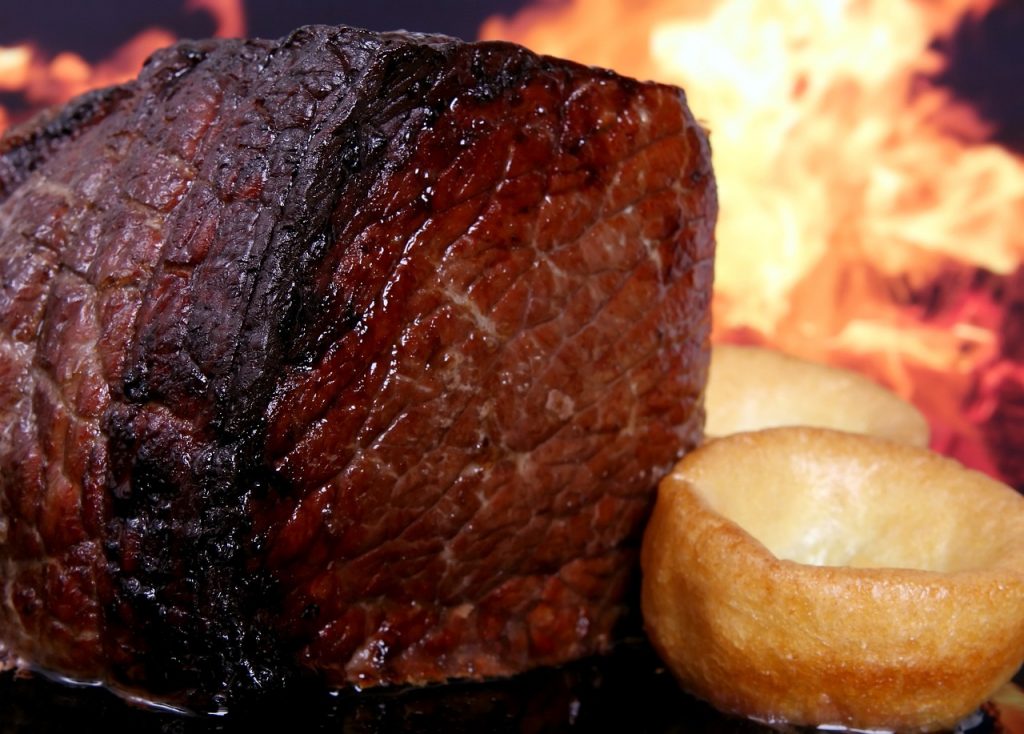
{"left": 0, "top": 25, "right": 716, "bottom": 709}
{"left": 0, "top": 87, "right": 133, "bottom": 204}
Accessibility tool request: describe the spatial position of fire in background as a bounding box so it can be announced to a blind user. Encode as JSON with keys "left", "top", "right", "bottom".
{"left": 0, "top": 0, "right": 524, "bottom": 131}
{"left": 1, "top": 0, "right": 1023, "bottom": 490}
{"left": 0, "top": 0, "right": 243, "bottom": 132}
{"left": 484, "top": 0, "right": 1024, "bottom": 489}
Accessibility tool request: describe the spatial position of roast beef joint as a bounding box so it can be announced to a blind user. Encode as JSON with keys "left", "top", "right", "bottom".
{"left": 0, "top": 25, "right": 716, "bottom": 710}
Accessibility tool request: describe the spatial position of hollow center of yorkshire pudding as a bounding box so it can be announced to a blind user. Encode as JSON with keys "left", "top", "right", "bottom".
{"left": 689, "top": 429, "right": 1013, "bottom": 572}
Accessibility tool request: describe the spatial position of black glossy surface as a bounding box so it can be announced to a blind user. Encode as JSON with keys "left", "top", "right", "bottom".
{"left": 0, "top": 638, "right": 1004, "bottom": 734}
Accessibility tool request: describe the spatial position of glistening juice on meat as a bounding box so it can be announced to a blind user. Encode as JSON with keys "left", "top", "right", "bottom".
{"left": 0, "top": 25, "right": 716, "bottom": 710}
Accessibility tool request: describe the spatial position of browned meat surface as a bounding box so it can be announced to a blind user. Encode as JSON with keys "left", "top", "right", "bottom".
{"left": 0, "top": 25, "right": 715, "bottom": 710}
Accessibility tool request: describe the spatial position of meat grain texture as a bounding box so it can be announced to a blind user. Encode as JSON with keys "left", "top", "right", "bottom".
{"left": 0, "top": 26, "right": 715, "bottom": 709}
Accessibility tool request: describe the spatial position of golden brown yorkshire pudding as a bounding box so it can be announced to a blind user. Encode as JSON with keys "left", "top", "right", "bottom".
{"left": 641, "top": 427, "right": 1024, "bottom": 732}
{"left": 705, "top": 344, "right": 930, "bottom": 446}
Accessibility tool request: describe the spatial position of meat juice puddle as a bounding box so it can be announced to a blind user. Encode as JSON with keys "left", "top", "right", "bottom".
{"left": 749, "top": 708, "right": 991, "bottom": 734}
{"left": 3, "top": 648, "right": 1007, "bottom": 730}
{"left": 18, "top": 662, "right": 211, "bottom": 716}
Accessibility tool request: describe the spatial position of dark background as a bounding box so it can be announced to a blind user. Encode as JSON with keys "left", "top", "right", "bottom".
{"left": 0, "top": 1, "right": 1022, "bottom": 729}
{"left": 0, "top": 0, "right": 532, "bottom": 53}
{"left": 0, "top": 0, "right": 532, "bottom": 126}
{"left": 0, "top": 0, "right": 1020, "bottom": 153}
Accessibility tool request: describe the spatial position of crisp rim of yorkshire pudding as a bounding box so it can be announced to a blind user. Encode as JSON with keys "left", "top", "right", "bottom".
{"left": 705, "top": 344, "right": 930, "bottom": 446}
{"left": 641, "top": 427, "right": 1024, "bottom": 732}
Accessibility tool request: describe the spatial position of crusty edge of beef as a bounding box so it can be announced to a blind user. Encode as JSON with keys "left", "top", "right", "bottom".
{"left": 0, "top": 25, "right": 713, "bottom": 711}
{"left": 0, "top": 86, "right": 133, "bottom": 204}
{"left": 95, "top": 27, "right": 486, "bottom": 709}
{"left": 0, "top": 38, "right": 227, "bottom": 205}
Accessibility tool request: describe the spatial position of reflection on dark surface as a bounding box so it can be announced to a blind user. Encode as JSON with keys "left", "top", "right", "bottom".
{"left": 0, "top": 638, "right": 1005, "bottom": 734}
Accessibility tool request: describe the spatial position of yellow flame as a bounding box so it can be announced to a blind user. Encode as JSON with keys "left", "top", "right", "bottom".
{"left": 0, "top": 0, "right": 245, "bottom": 136}
{"left": 483, "top": 0, "right": 1024, "bottom": 476}
{"left": 484, "top": 0, "right": 1024, "bottom": 336}
{"left": 0, "top": 45, "right": 32, "bottom": 91}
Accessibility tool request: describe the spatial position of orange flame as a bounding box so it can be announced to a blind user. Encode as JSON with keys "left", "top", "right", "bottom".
{"left": 187, "top": 0, "right": 247, "bottom": 38}
{"left": 483, "top": 0, "right": 1024, "bottom": 481}
{"left": 0, "top": 1, "right": 245, "bottom": 133}
{"left": 0, "top": 31, "right": 177, "bottom": 114}
{"left": 0, "top": 2, "right": 1020, "bottom": 482}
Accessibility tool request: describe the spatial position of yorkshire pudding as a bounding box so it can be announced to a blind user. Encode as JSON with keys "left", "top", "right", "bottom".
{"left": 705, "top": 344, "right": 930, "bottom": 446}
{"left": 641, "top": 427, "right": 1024, "bottom": 732}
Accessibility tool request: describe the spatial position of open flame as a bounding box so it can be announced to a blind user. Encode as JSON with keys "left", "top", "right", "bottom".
{"left": 0, "top": 0, "right": 244, "bottom": 132}
{"left": 0, "top": 1, "right": 1020, "bottom": 486}
{"left": 483, "top": 0, "right": 1024, "bottom": 486}
{"left": 0, "top": 32, "right": 176, "bottom": 117}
